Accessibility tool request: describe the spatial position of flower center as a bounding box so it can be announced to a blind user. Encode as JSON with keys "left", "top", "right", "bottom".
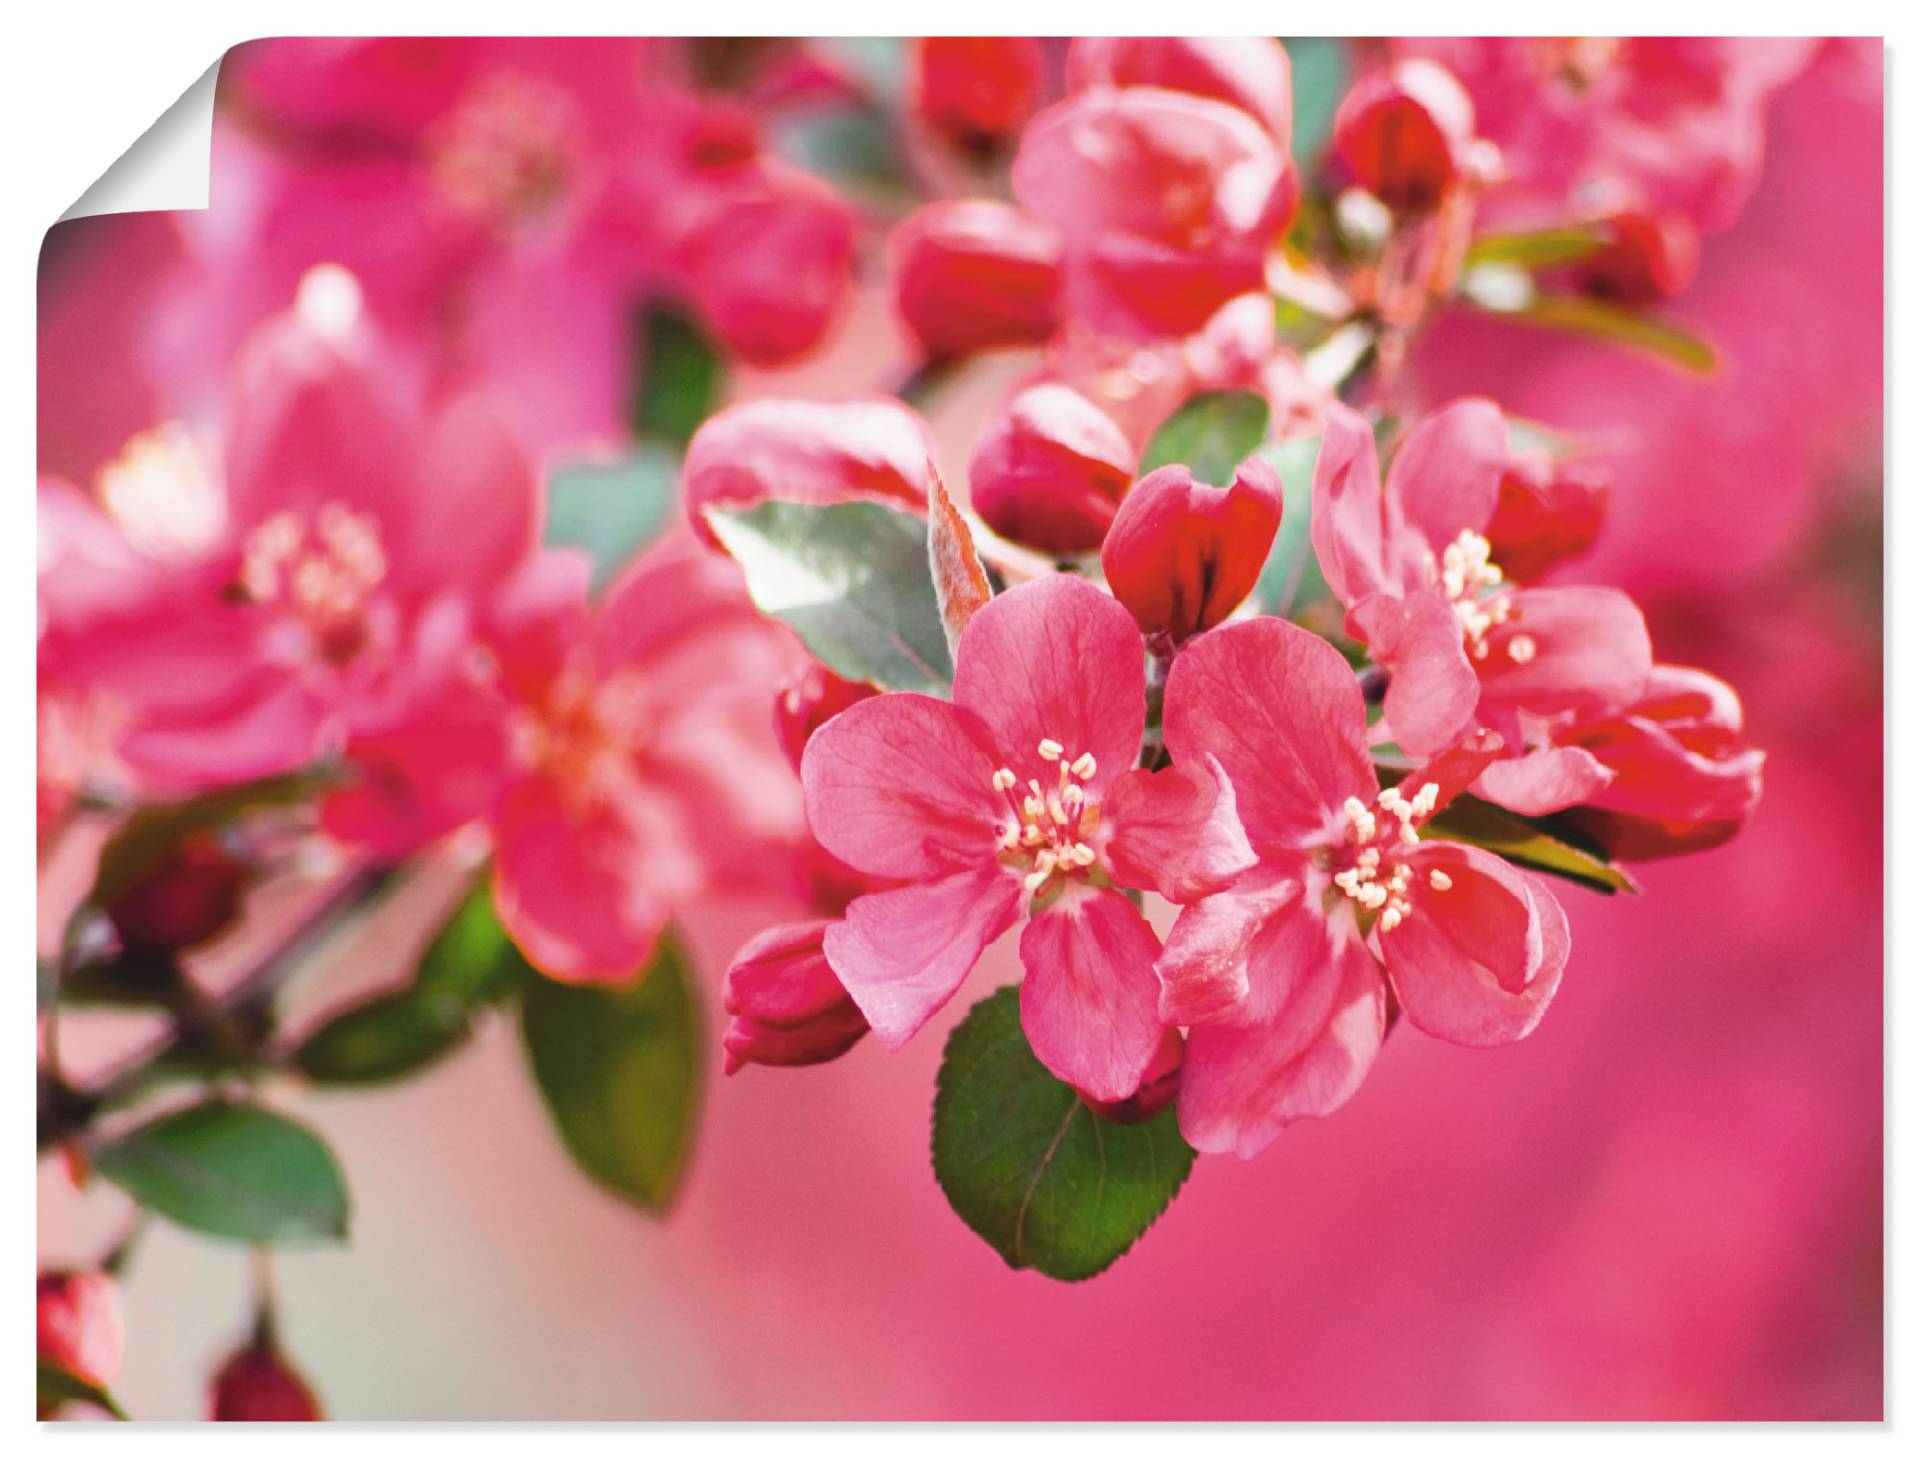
{"left": 1432, "top": 529, "right": 1536, "bottom": 665}
{"left": 237, "top": 502, "right": 388, "bottom": 661}
{"left": 96, "top": 423, "right": 226, "bottom": 561}
{"left": 1328, "top": 781, "right": 1452, "bottom": 933}
{"left": 991, "top": 738, "right": 1101, "bottom": 894}
{"left": 428, "top": 74, "right": 578, "bottom": 231}
{"left": 512, "top": 662, "right": 651, "bottom": 801}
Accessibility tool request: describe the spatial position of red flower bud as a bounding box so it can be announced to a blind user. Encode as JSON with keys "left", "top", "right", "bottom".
{"left": 210, "top": 1328, "right": 321, "bottom": 1421}
{"left": 890, "top": 199, "right": 1064, "bottom": 360}
{"left": 1576, "top": 211, "right": 1701, "bottom": 304}
{"left": 1485, "top": 451, "right": 1610, "bottom": 584}
{"left": 38, "top": 1270, "right": 124, "bottom": 1413}
{"left": 722, "top": 919, "right": 869, "bottom": 1072}
{"left": 106, "top": 835, "right": 248, "bottom": 953}
{"left": 968, "top": 382, "right": 1135, "bottom": 554}
{"left": 774, "top": 661, "right": 878, "bottom": 774}
{"left": 910, "top": 37, "right": 1046, "bottom": 156}
{"left": 1557, "top": 666, "right": 1765, "bottom": 861}
{"left": 683, "top": 397, "right": 935, "bottom": 551}
{"left": 1080, "top": 1026, "right": 1184, "bottom": 1124}
{"left": 1333, "top": 59, "right": 1477, "bottom": 211}
{"left": 1100, "top": 454, "right": 1284, "bottom": 642}
{"left": 1066, "top": 37, "right": 1293, "bottom": 144}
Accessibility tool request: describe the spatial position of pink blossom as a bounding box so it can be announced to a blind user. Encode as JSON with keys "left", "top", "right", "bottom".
{"left": 1158, "top": 616, "right": 1570, "bottom": 1156}
{"left": 37, "top": 1270, "right": 124, "bottom": 1401}
{"left": 967, "top": 382, "right": 1135, "bottom": 554}
{"left": 1311, "top": 400, "right": 1652, "bottom": 809}
{"left": 801, "top": 574, "right": 1255, "bottom": 1101}
{"left": 888, "top": 199, "right": 1064, "bottom": 361}
{"left": 485, "top": 539, "right": 806, "bottom": 983}
{"left": 909, "top": 37, "right": 1046, "bottom": 156}
{"left": 1066, "top": 37, "right": 1294, "bottom": 144}
{"left": 1012, "top": 85, "right": 1299, "bottom": 338}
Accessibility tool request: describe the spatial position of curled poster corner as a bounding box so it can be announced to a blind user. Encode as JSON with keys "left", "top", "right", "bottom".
{"left": 59, "top": 56, "right": 220, "bottom": 221}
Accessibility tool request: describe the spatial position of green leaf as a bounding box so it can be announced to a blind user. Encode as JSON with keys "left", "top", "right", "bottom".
{"left": 87, "top": 771, "right": 321, "bottom": 911}
{"left": 1462, "top": 224, "right": 1609, "bottom": 271}
{"left": 94, "top": 1101, "right": 350, "bottom": 1245}
{"left": 38, "top": 1356, "right": 127, "bottom": 1420}
{"left": 294, "top": 876, "right": 527, "bottom": 1085}
{"left": 631, "top": 304, "right": 722, "bottom": 447}
{"left": 932, "top": 986, "right": 1196, "bottom": 1282}
{"left": 1461, "top": 271, "right": 1717, "bottom": 375}
{"left": 708, "top": 499, "right": 954, "bottom": 693}
{"left": 520, "top": 935, "right": 702, "bottom": 1212}
{"left": 544, "top": 444, "right": 678, "bottom": 597}
{"left": 1253, "top": 433, "right": 1332, "bottom": 618}
{"left": 1139, "top": 389, "right": 1272, "bottom": 488}
{"left": 1420, "top": 794, "right": 1638, "bottom": 895}
{"left": 291, "top": 989, "right": 469, "bottom": 1086}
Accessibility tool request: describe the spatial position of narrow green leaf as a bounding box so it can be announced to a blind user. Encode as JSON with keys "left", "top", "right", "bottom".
{"left": 292, "top": 990, "right": 469, "bottom": 1085}
{"left": 544, "top": 444, "right": 678, "bottom": 596}
{"left": 708, "top": 499, "right": 954, "bottom": 693}
{"left": 631, "top": 304, "right": 723, "bottom": 446}
{"left": 520, "top": 936, "right": 702, "bottom": 1212}
{"left": 1253, "top": 433, "right": 1332, "bottom": 618}
{"left": 1464, "top": 276, "right": 1718, "bottom": 375}
{"left": 1282, "top": 36, "right": 1349, "bottom": 161}
{"left": 932, "top": 986, "right": 1196, "bottom": 1282}
{"left": 1420, "top": 794, "right": 1638, "bottom": 895}
{"left": 88, "top": 771, "right": 322, "bottom": 911}
{"left": 38, "top": 1356, "right": 127, "bottom": 1420}
{"left": 1139, "top": 389, "right": 1272, "bottom": 487}
{"left": 94, "top": 1101, "right": 350, "bottom": 1245}
{"left": 1463, "top": 224, "right": 1609, "bottom": 271}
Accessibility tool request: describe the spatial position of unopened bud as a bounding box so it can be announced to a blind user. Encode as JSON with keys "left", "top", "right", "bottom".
{"left": 722, "top": 920, "right": 868, "bottom": 1073}
{"left": 1485, "top": 452, "right": 1610, "bottom": 584}
{"left": 106, "top": 835, "right": 248, "bottom": 954}
{"left": 1576, "top": 211, "right": 1701, "bottom": 304}
{"left": 969, "top": 382, "right": 1136, "bottom": 555}
{"left": 210, "top": 1327, "right": 321, "bottom": 1422}
{"left": 38, "top": 1269, "right": 124, "bottom": 1415}
{"left": 890, "top": 199, "right": 1064, "bottom": 361}
{"left": 909, "top": 37, "right": 1045, "bottom": 156}
{"left": 1333, "top": 60, "right": 1478, "bottom": 212}
{"left": 774, "top": 661, "right": 878, "bottom": 774}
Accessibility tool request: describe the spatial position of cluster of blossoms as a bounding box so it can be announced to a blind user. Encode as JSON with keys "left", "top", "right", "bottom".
{"left": 39, "top": 36, "right": 1801, "bottom": 1413}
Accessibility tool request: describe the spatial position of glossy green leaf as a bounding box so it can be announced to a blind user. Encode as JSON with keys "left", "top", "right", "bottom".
{"left": 1253, "top": 433, "right": 1332, "bottom": 618}
{"left": 38, "top": 1357, "right": 127, "bottom": 1420}
{"left": 631, "top": 304, "right": 722, "bottom": 446}
{"left": 520, "top": 936, "right": 702, "bottom": 1212}
{"left": 1420, "top": 794, "right": 1637, "bottom": 895}
{"left": 1462, "top": 273, "right": 1717, "bottom": 375}
{"left": 708, "top": 499, "right": 953, "bottom": 693}
{"left": 87, "top": 771, "right": 321, "bottom": 911}
{"left": 932, "top": 986, "right": 1196, "bottom": 1282}
{"left": 94, "top": 1101, "right": 350, "bottom": 1245}
{"left": 544, "top": 444, "right": 677, "bottom": 596}
{"left": 413, "top": 875, "right": 530, "bottom": 1006}
{"left": 1139, "top": 389, "right": 1272, "bottom": 487}
{"left": 292, "top": 990, "right": 469, "bottom": 1085}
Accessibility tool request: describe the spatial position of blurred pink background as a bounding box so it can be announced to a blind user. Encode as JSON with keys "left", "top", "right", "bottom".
{"left": 38, "top": 41, "right": 1881, "bottom": 1419}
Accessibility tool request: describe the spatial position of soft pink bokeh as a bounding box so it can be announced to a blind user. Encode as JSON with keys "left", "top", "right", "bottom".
{"left": 38, "top": 40, "right": 1880, "bottom": 1419}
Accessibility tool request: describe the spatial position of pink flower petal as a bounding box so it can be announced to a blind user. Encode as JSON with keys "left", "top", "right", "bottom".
{"left": 1382, "top": 396, "right": 1508, "bottom": 550}
{"left": 1474, "top": 745, "right": 1616, "bottom": 817}
{"left": 1310, "top": 401, "right": 1401, "bottom": 605}
{"left": 801, "top": 692, "right": 1005, "bottom": 881}
{"left": 1348, "top": 589, "right": 1481, "bottom": 756}
{"left": 823, "top": 863, "right": 1025, "bottom": 1048}
{"left": 1102, "top": 753, "right": 1256, "bottom": 903}
{"left": 1164, "top": 617, "right": 1375, "bottom": 850}
{"left": 1379, "top": 842, "right": 1568, "bottom": 1046}
{"left": 1018, "top": 882, "right": 1166, "bottom": 1102}
{"left": 1177, "top": 930, "right": 1385, "bottom": 1157}
{"left": 951, "top": 573, "right": 1146, "bottom": 797}
{"left": 118, "top": 673, "right": 331, "bottom": 790}
{"left": 398, "top": 391, "right": 540, "bottom": 602}
{"left": 1153, "top": 859, "right": 1317, "bottom": 1026}
{"left": 1478, "top": 585, "right": 1654, "bottom": 718}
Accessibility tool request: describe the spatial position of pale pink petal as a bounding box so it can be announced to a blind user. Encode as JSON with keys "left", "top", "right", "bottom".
{"left": 1473, "top": 745, "right": 1616, "bottom": 817}
{"left": 119, "top": 674, "right": 331, "bottom": 790}
{"left": 1309, "top": 402, "right": 1397, "bottom": 605}
{"left": 1383, "top": 397, "right": 1508, "bottom": 550}
{"left": 1018, "top": 882, "right": 1166, "bottom": 1102}
{"left": 1478, "top": 585, "right": 1654, "bottom": 718}
{"left": 1163, "top": 616, "right": 1375, "bottom": 850}
{"left": 1101, "top": 753, "right": 1257, "bottom": 903}
{"left": 398, "top": 391, "right": 540, "bottom": 601}
{"left": 1177, "top": 930, "right": 1385, "bottom": 1157}
{"left": 1348, "top": 590, "right": 1480, "bottom": 756}
{"left": 1380, "top": 841, "right": 1568, "bottom": 1046}
{"left": 823, "top": 863, "right": 1025, "bottom": 1048}
{"left": 1153, "top": 859, "right": 1315, "bottom": 1026}
{"left": 951, "top": 573, "right": 1145, "bottom": 797}
{"left": 801, "top": 692, "right": 1004, "bottom": 881}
